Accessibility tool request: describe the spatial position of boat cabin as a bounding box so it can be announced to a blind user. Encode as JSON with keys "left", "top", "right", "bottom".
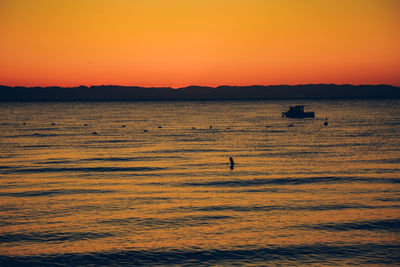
{"left": 282, "top": 105, "right": 315, "bottom": 118}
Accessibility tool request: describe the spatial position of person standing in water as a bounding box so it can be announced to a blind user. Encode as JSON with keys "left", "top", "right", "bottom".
{"left": 229, "top": 157, "right": 235, "bottom": 170}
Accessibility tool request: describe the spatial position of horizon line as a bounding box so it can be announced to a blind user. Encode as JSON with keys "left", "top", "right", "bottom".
{"left": 1, "top": 83, "right": 399, "bottom": 89}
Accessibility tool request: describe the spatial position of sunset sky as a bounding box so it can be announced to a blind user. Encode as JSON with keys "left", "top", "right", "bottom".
{"left": 1, "top": 0, "right": 399, "bottom": 87}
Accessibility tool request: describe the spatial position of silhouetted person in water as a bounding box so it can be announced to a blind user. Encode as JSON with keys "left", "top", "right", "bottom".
{"left": 229, "top": 157, "right": 235, "bottom": 170}
{"left": 324, "top": 118, "right": 328, "bottom": 126}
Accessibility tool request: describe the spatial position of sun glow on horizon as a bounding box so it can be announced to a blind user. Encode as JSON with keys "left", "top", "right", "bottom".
{"left": 1, "top": 0, "right": 399, "bottom": 87}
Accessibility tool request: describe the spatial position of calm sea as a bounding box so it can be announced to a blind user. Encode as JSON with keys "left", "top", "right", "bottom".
{"left": 0, "top": 100, "right": 399, "bottom": 266}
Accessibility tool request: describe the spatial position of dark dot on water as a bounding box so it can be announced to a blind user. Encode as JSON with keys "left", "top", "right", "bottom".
{"left": 144, "top": 130, "right": 148, "bottom": 132}
{"left": 84, "top": 124, "right": 88, "bottom": 126}
{"left": 158, "top": 126, "right": 162, "bottom": 128}
{"left": 92, "top": 132, "right": 98, "bottom": 135}
{"left": 122, "top": 125, "right": 126, "bottom": 128}
{"left": 23, "top": 122, "right": 26, "bottom": 125}
{"left": 288, "top": 124, "right": 294, "bottom": 127}
{"left": 51, "top": 123, "right": 55, "bottom": 125}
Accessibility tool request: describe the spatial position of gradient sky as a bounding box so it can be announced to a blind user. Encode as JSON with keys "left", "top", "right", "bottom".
{"left": 1, "top": 0, "right": 399, "bottom": 87}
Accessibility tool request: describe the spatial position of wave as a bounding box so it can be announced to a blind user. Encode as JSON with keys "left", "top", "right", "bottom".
{"left": 375, "top": 197, "right": 400, "bottom": 202}
{"left": 6, "top": 133, "right": 62, "bottom": 138}
{"left": 263, "top": 130, "right": 287, "bottom": 133}
{"left": 0, "top": 231, "right": 113, "bottom": 244}
{"left": 0, "top": 188, "right": 115, "bottom": 197}
{"left": 181, "top": 176, "right": 400, "bottom": 187}
{"left": 1, "top": 243, "right": 399, "bottom": 266}
{"left": 149, "top": 148, "right": 228, "bottom": 154}
{"left": 33, "top": 156, "right": 183, "bottom": 165}
{"left": 265, "top": 151, "right": 332, "bottom": 157}
{"left": 303, "top": 218, "right": 400, "bottom": 232}
{"left": 372, "top": 158, "right": 400, "bottom": 164}
{"left": 21, "top": 145, "right": 54, "bottom": 148}
{"left": 82, "top": 156, "right": 184, "bottom": 162}
{"left": 384, "top": 122, "right": 400, "bottom": 126}
{"left": 98, "top": 215, "right": 233, "bottom": 229}
{"left": 90, "top": 140, "right": 137, "bottom": 144}
{"left": 175, "top": 203, "right": 398, "bottom": 213}
{"left": 34, "top": 159, "right": 75, "bottom": 164}
{"left": 0, "top": 166, "right": 164, "bottom": 174}
{"left": 19, "top": 127, "right": 56, "bottom": 131}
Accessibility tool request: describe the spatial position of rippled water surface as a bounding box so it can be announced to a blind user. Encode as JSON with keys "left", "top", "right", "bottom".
{"left": 1, "top": 100, "right": 399, "bottom": 266}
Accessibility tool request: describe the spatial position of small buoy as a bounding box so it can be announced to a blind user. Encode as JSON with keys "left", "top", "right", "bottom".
{"left": 84, "top": 124, "right": 88, "bottom": 126}
{"left": 158, "top": 126, "right": 162, "bottom": 128}
{"left": 92, "top": 132, "right": 98, "bottom": 135}
{"left": 324, "top": 118, "right": 328, "bottom": 126}
{"left": 144, "top": 129, "right": 148, "bottom": 132}
{"left": 122, "top": 125, "right": 126, "bottom": 128}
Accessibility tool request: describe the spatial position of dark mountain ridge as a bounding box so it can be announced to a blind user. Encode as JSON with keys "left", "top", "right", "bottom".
{"left": 0, "top": 84, "right": 399, "bottom": 101}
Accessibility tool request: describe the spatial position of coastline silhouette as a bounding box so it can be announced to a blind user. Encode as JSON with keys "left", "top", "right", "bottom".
{"left": 0, "top": 84, "right": 399, "bottom": 101}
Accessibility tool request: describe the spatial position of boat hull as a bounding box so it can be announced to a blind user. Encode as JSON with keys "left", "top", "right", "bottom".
{"left": 282, "top": 112, "right": 315, "bottom": 118}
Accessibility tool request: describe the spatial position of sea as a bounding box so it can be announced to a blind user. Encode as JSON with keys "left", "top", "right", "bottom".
{"left": 0, "top": 99, "right": 399, "bottom": 266}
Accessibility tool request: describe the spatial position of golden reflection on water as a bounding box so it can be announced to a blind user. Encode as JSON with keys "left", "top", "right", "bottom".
{"left": 0, "top": 101, "right": 399, "bottom": 265}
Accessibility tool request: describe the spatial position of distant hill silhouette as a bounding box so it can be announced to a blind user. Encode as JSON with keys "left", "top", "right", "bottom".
{"left": 0, "top": 84, "right": 399, "bottom": 101}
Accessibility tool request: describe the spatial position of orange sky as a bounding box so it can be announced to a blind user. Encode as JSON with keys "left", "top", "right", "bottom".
{"left": 0, "top": 0, "right": 399, "bottom": 87}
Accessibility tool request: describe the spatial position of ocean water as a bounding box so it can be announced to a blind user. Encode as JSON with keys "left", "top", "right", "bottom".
{"left": 0, "top": 100, "right": 399, "bottom": 266}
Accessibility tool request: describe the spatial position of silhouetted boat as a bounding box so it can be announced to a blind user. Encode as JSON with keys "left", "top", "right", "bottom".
{"left": 282, "top": 105, "right": 315, "bottom": 118}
